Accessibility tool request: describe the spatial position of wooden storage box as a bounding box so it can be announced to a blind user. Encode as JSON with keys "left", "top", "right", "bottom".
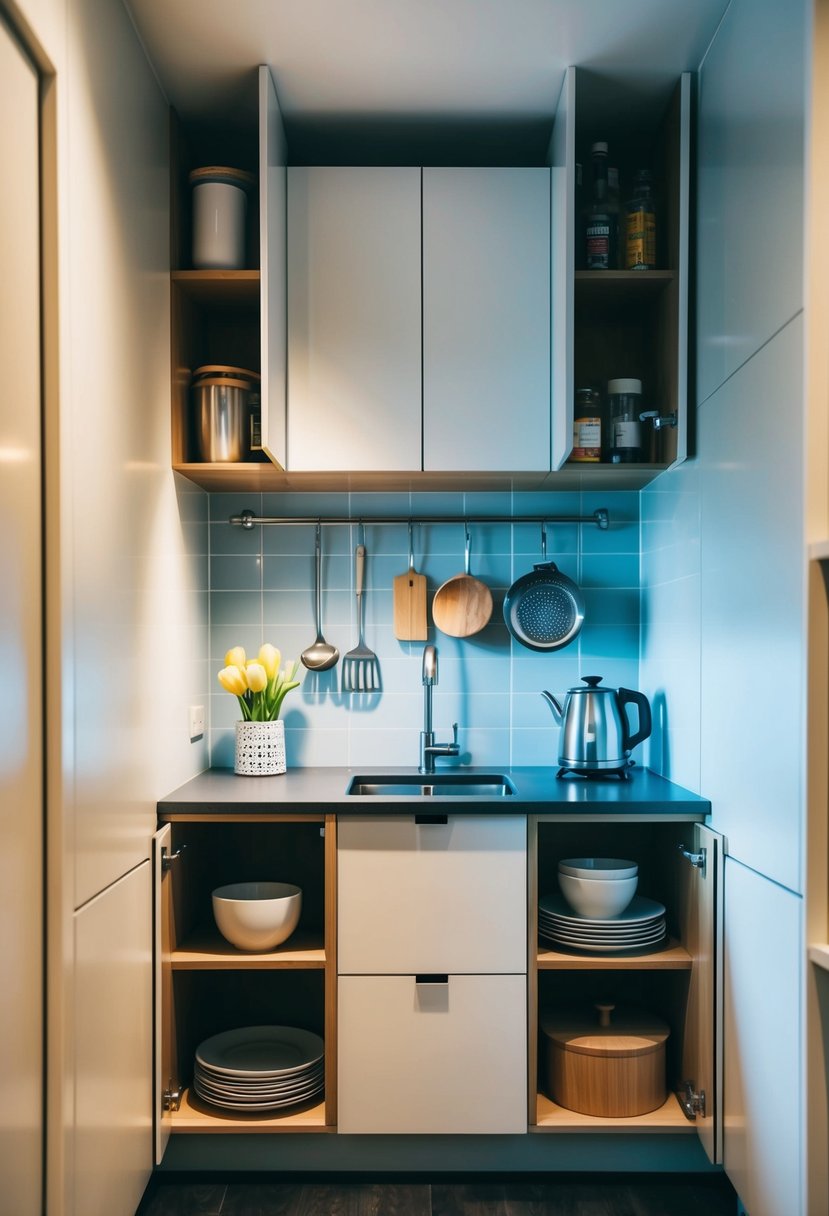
{"left": 540, "top": 1003, "right": 669, "bottom": 1118}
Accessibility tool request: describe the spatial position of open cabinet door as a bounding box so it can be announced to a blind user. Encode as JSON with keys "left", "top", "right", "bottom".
{"left": 153, "top": 823, "right": 174, "bottom": 1164}
{"left": 548, "top": 66, "right": 575, "bottom": 471}
{"left": 259, "top": 64, "right": 287, "bottom": 469}
{"left": 674, "top": 823, "right": 724, "bottom": 1163}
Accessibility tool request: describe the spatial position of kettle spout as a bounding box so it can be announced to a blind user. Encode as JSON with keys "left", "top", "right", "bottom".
{"left": 540, "top": 690, "right": 564, "bottom": 724}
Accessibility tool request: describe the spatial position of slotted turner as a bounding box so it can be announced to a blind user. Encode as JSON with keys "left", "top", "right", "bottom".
{"left": 342, "top": 544, "right": 379, "bottom": 691}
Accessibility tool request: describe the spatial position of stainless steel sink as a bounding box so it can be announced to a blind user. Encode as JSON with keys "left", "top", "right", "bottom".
{"left": 346, "top": 773, "right": 515, "bottom": 797}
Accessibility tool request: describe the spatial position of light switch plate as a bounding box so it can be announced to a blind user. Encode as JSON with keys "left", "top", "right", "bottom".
{"left": 189, "top": 705, "right": 205, "bottom": 741}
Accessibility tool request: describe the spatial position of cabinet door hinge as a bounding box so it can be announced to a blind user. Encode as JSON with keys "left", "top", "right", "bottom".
{"left": 679, "top": 1080, "right": 706, "bottom": 1121}
{"left": 162, "top": 1084, "right": 182, "bottom": 1112}
{"left": 161, "top": 844, "right": 186, "bottom": 872}
{"left": 677, "top": 843, "right": 706, "bottom": 874}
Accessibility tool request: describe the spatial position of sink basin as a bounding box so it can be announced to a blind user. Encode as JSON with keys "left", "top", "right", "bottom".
{"left": 346, "top": 773, "right": 516, "bottom": 797}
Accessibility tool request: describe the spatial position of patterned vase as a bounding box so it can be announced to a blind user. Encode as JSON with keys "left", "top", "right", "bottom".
{"left": 234, "top": 719, "right": 286, "bottom": 776}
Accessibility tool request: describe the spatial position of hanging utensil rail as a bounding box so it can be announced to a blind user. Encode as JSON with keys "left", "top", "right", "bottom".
{"left": 230, "top": 508, "right": 609, "bottom": 530}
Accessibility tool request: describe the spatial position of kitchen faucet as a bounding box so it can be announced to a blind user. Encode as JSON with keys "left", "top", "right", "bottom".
{"left": 419, "top": 644, "right": 460, "bottom": 774}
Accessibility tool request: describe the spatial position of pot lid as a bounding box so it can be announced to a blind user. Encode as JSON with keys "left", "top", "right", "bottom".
{"left": 567, "top": 675, "right": 614, "bottom": 695}
{"left": 193, "top": 365, "right": 260, "bottom": 382}
{"left": 540, "top": 1003, "right": 669, "bottom": 1058}
{"left": 188, "top": 166, "right": 256, "bottom": 190}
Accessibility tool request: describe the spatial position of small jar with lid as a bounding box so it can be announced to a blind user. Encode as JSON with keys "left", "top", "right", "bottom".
{"left": 571, "top": 387, "right": 602, "bottom": 462}
{"left": 607, "top": 378, "right": 643, "bottom": 463}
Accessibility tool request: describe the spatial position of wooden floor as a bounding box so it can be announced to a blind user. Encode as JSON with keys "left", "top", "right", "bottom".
{"left": 136, "top": 1175, "right": 738, "bottom": 1216}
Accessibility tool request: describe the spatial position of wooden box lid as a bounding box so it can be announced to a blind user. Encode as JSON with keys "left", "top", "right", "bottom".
{"left": 540, "top": 1002, "right": 669, "bottom": 1058}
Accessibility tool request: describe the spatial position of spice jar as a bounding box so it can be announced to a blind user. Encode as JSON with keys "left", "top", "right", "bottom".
{"left": 607, "top": 378, "right": 643, "bottom": 463}
{"left": 571, "top": 387, "right": 602, "bottom": 462}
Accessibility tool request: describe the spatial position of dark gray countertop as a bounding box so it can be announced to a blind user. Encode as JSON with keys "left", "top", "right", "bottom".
{"left": 158, "top": 765, "right": 710, "bottom": 822}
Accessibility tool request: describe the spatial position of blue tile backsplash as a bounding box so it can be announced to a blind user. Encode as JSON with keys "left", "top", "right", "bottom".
{"left": 207, "top": 490, "right": 641, "bottom": 768}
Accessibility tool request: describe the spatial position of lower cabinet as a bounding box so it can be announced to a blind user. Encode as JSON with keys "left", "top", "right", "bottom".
{"left": 531, "top": 818, "right": 722, "bottom": 1160}
{"left": 153, "top": 814, "right": 337, "bottom": 1151}
{"left": 338, "top": 974, "right": 527, "bottom": 1133}
{"left": 74, "top": 863, "right": 153, "bottom": 1216}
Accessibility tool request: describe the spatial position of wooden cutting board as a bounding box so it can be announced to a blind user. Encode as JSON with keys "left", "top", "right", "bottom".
{"left": 393, "top": 564, "right": 428, "bottom": 640}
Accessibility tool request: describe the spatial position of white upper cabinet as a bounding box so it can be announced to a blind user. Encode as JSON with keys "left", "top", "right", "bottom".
{"left": 287, "top": 166, "right": 422, "bottom": 471}
{"left": 422, "top": 167, "right": 551, "bottom": 471}
{"left": 549, "top": 68, "right": 576, "bottom": 471}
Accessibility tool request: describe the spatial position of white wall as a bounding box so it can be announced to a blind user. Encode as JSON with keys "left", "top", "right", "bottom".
{"left": 640, "top": 0, "right": 808, "bottom": 1211}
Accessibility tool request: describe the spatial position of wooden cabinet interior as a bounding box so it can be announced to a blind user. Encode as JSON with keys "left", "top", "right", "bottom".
{"left": 530, "top": 819, "right": 707, "bottom": 1135}
{"left": 572, "top": 73, "right": 687, "bottom": 470}
{"left": 159, "top": 814, "right": 336, "bottom": 1133}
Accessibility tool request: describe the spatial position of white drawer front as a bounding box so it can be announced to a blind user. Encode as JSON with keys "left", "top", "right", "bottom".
{"left": 337, "top": 814, "right": 527, "bottom": 974}
{"left": 338, "top": 974, "right": 527, "bottom": 1134}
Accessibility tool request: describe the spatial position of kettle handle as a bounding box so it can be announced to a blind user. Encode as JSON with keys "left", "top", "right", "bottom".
{"left": 618, "top": 688, "right": 652, "bottom": 752}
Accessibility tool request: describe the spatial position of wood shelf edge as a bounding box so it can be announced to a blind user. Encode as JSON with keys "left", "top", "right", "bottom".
{"left": 171, "top": 1088, "right": 330, "bottom": 1134}
{"left": 808, "top": 540, "right": 829, "bottom": 562}
{"left": 808, "top": 943, "right": 829, "bottom": 971}
{"left": 532, "top": 1091, "right": 693, "bottom": 1133}
{"left": 172, "top": 926, "right": 326, "bottom": 970}
{"left": 537, "top": 936, "right": 691, "bottom": 970}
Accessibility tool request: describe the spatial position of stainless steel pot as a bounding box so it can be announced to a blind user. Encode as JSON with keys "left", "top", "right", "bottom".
{"left": 541, "top": 676, "right": 652, "bottom": 772}
{"left": 192, "top": 366, "right": 259, "bottom": 462}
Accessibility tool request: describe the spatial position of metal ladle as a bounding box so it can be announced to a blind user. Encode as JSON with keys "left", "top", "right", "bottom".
{"left": 301, "top": 524, "right": 339, "bottom": 671}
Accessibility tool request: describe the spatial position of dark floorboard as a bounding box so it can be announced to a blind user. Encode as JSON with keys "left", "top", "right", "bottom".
{"left": 135, "top": 1176, "right": 738, "bottom": 1216}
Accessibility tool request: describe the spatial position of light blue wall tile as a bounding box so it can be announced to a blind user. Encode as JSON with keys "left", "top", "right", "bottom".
{"left": 206, "top": 490, "right": 641, "bottom": 766}
{"left": 210, "top": 492, "right": 262, "bottom": 523}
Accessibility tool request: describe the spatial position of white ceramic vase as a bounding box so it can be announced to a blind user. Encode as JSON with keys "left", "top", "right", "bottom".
{"left": 234, "top": 718, "right": 286, "bottom": 776}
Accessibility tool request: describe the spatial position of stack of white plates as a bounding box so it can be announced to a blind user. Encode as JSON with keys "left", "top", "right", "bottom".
{"left": 193, "top": 1025, "right": 324, "bottom": 1112}
{"left": 539, "top": 893, "right": 667, "bottom": 952}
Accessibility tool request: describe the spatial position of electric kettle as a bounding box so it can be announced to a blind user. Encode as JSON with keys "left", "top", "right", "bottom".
{"left": 541, "top": 676, "right": 652, "bottom": 775}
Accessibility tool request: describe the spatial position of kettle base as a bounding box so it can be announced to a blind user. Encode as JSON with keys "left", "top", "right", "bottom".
{"left": 556, "top": 765, "right": 632, "bottom": 781}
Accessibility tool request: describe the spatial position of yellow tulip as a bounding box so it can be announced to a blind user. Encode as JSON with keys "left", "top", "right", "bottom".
{"left": 258, "top": 643, "right": 281, "bottom": 680}
{"left": 224, "top": 645, "right": 246, "bottom": 669}
{"left": 245, "top": 662, "right": 268, "bottom": 693}
{"left": 217, "top": 664, "right": 247, "bottom": 697}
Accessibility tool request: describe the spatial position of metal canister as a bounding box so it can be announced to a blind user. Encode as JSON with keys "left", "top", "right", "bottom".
{"left": 192, "top": 365, "right": 260, "bottom": 463}
{"left": 571, "top": 387, "right": 602, "bottom": 462}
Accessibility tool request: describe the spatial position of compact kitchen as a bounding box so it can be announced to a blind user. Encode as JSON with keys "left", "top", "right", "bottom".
{"left": 1, "top": 1, "right": 828, "bottom": 1215}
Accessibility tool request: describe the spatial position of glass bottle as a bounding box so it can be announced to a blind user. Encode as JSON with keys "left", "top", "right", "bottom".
{"left": 625, "top": 169, "right": 657, "bottom": 270}
{"left": 585, "top": 142, "right": 617, "bottom": 271}
{"left": 607, "top": 378, "right": 643, "bottom": 463}
{"left": 571, "top": 387, "right": 602, "bottom": 462}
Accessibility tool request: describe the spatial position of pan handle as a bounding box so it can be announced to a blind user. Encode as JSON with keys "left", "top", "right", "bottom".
{"left": 618, "top": 688, "right": 652, "bottom": 753}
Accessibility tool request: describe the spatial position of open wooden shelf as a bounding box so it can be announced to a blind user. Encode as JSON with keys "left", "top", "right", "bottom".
{"left": 575, "top": 269, "right": 675, "bottom": 300}
{"left": 537, "top": 937, "right": 692, "bottom": 971}
{"left": 171, "top": 269, "right": 260, "bottom": 304}
{"left": 172, "top": 926, "right": 326, "bottom": 970}
{"left": 533, "top": 1092, "right": 693, "bottom": 1133}
{"left": 171, "top": 1087, "right": 331, "bottom": 1134}
{"left": 808, "top": 944, "right": 829, "bottom": 972}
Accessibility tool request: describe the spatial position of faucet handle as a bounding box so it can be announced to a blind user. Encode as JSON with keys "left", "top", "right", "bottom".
{"left": 451, "top": 722, "right": 459, "bottom": 745}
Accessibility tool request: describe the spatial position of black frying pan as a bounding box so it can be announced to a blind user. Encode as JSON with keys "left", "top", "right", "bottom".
{"left": 503, "top": 527, "right": 585, "bottom": 652}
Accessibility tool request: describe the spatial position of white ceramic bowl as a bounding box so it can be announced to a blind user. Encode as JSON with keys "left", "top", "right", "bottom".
{"left": 557, "top": 871, "right": 638, "bottom": 919}
{"left": 212, "top": 882, "right": 302, "bottom": 951}
{"left": 558, "top": 857, "right": 639, "bottom": 881}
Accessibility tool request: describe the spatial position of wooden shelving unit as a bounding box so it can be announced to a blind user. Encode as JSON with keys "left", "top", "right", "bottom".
{"left": 537, "top": 937, "right": 691, "bottom": 971}
{"left": 171, "top": 1090, "right": 330, "bottom": 1134}
{"left": 172, "top": 926, "right": 326, "bottom": 970}
{"left": 534, "top": 1092, "right": 692, "bottom": 1134}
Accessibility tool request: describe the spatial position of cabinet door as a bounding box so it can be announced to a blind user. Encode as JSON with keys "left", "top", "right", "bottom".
{"left": 423, "top": 168, "right": 551, "bottom": 471}
{"left": 338, "top": 973, "right": 527, "bottom": 1133}
{"left": 673, "top": 822, "right": 724, "bottom": 1164}
{"left": 259, "top": 65, "right": 287, "bottom": 469}
{"left": 338, "top": 814, "right": 526, "bottom": 975}
{"left": 153, "top": 824, "right": 173, "bottom": 1164}
{"left": 73, "top": 863, "right": 153, "bottom": 1216}
{"left": 287, "top": 166, "right": 422, "bottom": 471}
{"left": 548, "top": 66, "right": 576, "bottom": 470}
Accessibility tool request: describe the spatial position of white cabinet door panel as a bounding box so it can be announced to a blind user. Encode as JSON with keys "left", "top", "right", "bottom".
{"left": 723, "top": 859, "right": 802, "bottom": 1216}
{"left": 287, "top": 166, "right": 422, "bottom": 471}
{"left": 338, "top": 974, "right": 527, "bottom": 1133}
{"left": 338, "top": 814, "right": 526, "bottom": 975}
{"left": 696, "top": 0, "right": 806, "bottom": 405}
{"left": 423, "top": 168, "right": 550, "bottom": 471}
{"left": 73, "top": 863, "right": 153, "bottom": 1216}
{"left": 699, "top": 318, "right": 803, "bottom": 893}
{"left": 548, "top": 67, "right": 575, "bottom": 471}
{"left": 259, "top": 65, "right": 287, "bottom": 469}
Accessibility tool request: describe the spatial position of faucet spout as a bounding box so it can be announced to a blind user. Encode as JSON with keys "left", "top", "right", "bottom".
{"left": 419, "top": 644, "right": 460, "bottom": 774}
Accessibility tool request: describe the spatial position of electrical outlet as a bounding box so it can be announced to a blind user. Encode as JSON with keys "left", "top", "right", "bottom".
{"left": 189, "top": 705, "right": 205, "bottom": 741}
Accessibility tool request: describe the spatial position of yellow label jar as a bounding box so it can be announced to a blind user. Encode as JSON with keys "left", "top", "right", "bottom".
{"left": 571, "top": 387, "right": 602, "bottom": 461}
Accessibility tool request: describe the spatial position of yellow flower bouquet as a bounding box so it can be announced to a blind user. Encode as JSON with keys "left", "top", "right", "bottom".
{"left": 218, "top": 644, "right": 302, "bottom": 722}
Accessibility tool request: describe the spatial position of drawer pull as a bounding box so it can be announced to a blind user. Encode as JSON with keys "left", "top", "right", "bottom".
{"left": 415, "top": 813, "right": 448, "bottom": 825}
{"left": 415, "top": 973, "right": 449, "bottom": 985}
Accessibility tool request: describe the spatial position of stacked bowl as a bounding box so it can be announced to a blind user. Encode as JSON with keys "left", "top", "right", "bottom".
{"left": 539, "top": 857, "right": 666, "bottom": 953}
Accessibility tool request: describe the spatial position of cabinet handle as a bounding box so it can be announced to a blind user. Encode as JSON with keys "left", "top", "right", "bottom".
{"left": 415, "top": 974, "right": 449, "bottom": 984}
{"left": 415, "top": 813, "right": 448, "bottom": 825}
{"left": 677, "top": 843, "right": 706, "bottom": 874}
